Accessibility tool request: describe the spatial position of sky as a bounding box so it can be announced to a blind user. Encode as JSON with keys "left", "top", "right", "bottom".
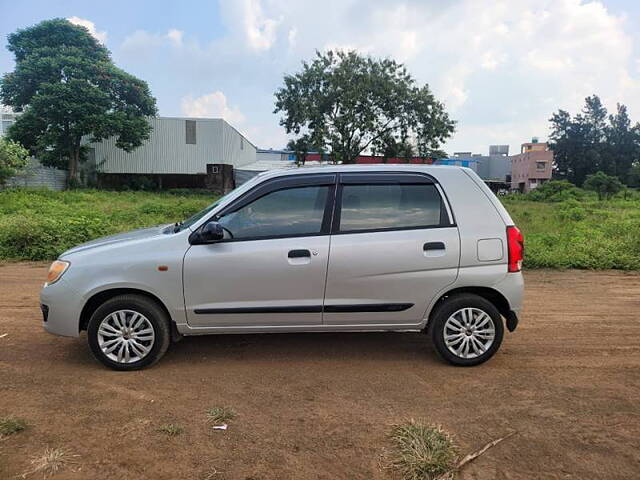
{"left": 1, "top": 0, "right": 639, "bottom": 155}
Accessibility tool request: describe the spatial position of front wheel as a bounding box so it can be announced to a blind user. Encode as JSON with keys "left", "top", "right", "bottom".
{"left": 430, "top": 294, "right": 504, "bottom": 366}
{"left": 87, "top": 294, "right": 171, "bottom": 371}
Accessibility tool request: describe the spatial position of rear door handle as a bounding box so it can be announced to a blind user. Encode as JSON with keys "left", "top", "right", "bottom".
{"left": 423, "top": 242, "right": 445, "bottom": 251}
{"left": 288, "top": 249, "right": 311, "bottom": 258}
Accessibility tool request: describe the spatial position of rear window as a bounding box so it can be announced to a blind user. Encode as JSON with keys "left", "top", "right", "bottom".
{"left": 338, "top": 183, "right": 447, "bottom": 232}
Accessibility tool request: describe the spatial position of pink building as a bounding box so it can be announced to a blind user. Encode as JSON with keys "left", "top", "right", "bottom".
{"left": 510, "top": 139, "right": 553, "bottom": 193}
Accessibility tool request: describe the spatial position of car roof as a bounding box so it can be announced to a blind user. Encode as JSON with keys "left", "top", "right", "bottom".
{"left": 257, "top": 163, "right": 469, "bottom": 179}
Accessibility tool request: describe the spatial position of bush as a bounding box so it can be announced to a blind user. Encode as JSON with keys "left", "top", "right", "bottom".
{"left": 0, "top": 138, "right": 29, "bottom": 186}
{"left": 525, "top": 180, "right": 585, "bottom": 202}
{"left": 583, "top": 171, "right": 623, "bottom": 200}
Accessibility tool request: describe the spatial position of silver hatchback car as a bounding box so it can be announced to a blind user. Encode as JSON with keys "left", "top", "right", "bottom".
{"left": 40, "top": 165, "right": 524, "bottom": 370}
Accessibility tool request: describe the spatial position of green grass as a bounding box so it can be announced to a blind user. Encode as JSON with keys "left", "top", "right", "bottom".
{"left": 206, "top": 406, "right": 236, "bottom": 425}
{"left": 0, "top": 187, "right": 638, "bottom": 269}
{"left": 0, "top": 188, "right": 214, "bottom": 260}
{"left": 387, "top": 421, "right": 458, "bottom": 480}
{"left": 157, "top": 423, "right": 184, "bottom": 436}
{"left": 501, "top": 195, "right": 640, "bottom": 269}
{"left": 0, "top": 416, "right": 27, "bottom": 436}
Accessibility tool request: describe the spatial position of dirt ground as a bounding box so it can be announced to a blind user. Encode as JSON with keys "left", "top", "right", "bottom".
{"left": 1, "top": 263, "right": 639, "bottom": 479}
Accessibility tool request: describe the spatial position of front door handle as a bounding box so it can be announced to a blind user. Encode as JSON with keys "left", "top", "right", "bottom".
{"left": 423, "top": 242, "right": 445, "bottom": 251}
{"left": 288, "top": 249, "right": 311, "bottom": 258}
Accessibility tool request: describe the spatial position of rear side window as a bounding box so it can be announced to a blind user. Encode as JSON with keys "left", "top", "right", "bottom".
{"left": 338, "top": 183, "right": 447, "bottom": 232}
{"left": 218, "top": 186, "right": 329, "bottom": 239}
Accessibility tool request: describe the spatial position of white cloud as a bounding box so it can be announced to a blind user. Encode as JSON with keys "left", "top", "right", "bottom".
{"left": 287, "top": 28, "right": 298, "bottom": 49}
{"left": 181, "top": 91, "right": 246, "bottom": 125}
{"left": 118, "top": 0, "right": 640, "bottom": 154}
{"left": 122, "top": 29, "right": 185, "bottom": 50}
{"left": 67, "top": 16, "right": 107, "bottom": 44}
{"left": 241, "top": 0, "right": 281, "bottom": 51}
{"left": 166, "top": 29, "right": 184, "bottom": 46}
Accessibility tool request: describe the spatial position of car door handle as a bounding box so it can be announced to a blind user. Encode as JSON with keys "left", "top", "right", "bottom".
{"left": 423, "top": 242, "right": 445, "bottom": 251}
{"left": 288, "top": 249, "right": 311, "bottom": 258}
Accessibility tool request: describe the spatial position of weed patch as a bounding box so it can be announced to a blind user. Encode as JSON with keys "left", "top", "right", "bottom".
{"left": 0, "top": 416, "right": 26, "bottom": 436}
{"left": 158, "top": 423, "right": 184, "bottom": 436}
{"left": 206, "top": 407, "right": 236, "bottom": 425}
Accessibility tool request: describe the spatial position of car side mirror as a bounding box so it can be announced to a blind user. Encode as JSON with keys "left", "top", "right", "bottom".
{"left": 192, "top": 221, "right": 224, "bottom": 244}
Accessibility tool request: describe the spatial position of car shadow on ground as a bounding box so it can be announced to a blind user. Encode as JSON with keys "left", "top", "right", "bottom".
{"left": 61, "top": 331, "right": 442, "bottom": 369}
{"left": 165, "top": 331, "right": 439, "bottom": 365}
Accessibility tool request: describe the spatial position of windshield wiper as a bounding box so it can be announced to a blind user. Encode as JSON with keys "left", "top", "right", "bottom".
{"left": 173, "top": 221, "right": 184, "bottom": 233}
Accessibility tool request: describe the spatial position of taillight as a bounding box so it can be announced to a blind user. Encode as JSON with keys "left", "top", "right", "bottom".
{"left": 507, "top": 226, "right": 524, "bottom": 272}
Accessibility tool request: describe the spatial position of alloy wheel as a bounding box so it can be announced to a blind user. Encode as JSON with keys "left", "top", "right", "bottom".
{"left": 443, "top": 307, "right": 495, "bottom": 359}
{"left": 97, "top": 309, "right": 155, "bottom": 364}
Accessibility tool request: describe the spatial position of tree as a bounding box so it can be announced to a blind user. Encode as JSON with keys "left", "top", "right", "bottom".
{"left": 274, "top": 50, "right": 454, "bottom": 164}
{"left": 549, "top": 95, "right": 640, "bottom": 186}
{"left": 0, "top": 19, "right": 157, "bottom": 184}
{"left": 605, "top": 104, "right": 640, "bottom": 182}
{"left": 583, "top": 171, "right": 623, "bottom": 200}
{"left": 628, "top": 164, "right": 640, "bottom": 188}
{"left": 286, "top": 135, "right": 312, "bottom": 165}
{"left": 373, "top": 134, "right": 415, "bottom": 163}
{"left": 0, "top": 138, "right": 29, "bottom": 186}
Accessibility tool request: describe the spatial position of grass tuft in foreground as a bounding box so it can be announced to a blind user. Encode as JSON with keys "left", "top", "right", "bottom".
{"left": 387, "top": 420, "right": 458, "bottom": 480}
{"left": 25, "top": 448, "right": 73, "bottom": 478}
{"left": 0, "top": 416, "right": 27, "bottom": 436}
{"left": 158, "top": 423, "right": 184, "bottom": 436}
{"left": 206, "top": 407, "right": 236, "bottom": 425}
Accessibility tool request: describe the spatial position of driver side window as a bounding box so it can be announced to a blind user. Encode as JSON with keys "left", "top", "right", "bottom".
{"left": 218, "top": 185, "right": 329, "bottom": 240}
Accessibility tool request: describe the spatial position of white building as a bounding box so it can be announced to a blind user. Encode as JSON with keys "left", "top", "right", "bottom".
{"left": 0, "top": 112, "right": 18, "bottom": 136}
{"left": 90, "top": 117, "right": 257, "bottom": 189}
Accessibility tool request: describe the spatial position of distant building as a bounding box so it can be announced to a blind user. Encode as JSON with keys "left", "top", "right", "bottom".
{"left": 0, "top": 112, "right": 18, "bottom": 136}
{"left": 90, "top": 116, "right": 256, "bottom": 190}
{"left": 489, "top": 145, "right": 509, "bottom": 156}
{"left": 256, "top": 149, "right": 298, "bottom": 163}
{"left": 435, "top": 145, "right": 511, "bottom": 185}
{"left": 510, "top": 139, "right": 553, "bottom": 192}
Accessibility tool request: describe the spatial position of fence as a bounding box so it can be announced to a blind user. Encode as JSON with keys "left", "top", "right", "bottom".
{"left": 3, "top": 158, "right": 67, "bottom": 190}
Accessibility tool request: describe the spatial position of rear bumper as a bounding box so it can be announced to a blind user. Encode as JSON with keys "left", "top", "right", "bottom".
{"left": 505, "top": 310, "right": 519, "bottom": 332}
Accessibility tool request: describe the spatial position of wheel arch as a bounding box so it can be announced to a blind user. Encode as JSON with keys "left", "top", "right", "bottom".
{"left": 428, "top": 286, "right": 511, "bottom": 326}
{"left": 79, "top": 288, "right": 175, "bottom": 333}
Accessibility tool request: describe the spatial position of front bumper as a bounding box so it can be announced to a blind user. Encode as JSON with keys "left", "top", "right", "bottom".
{"left": 39, "top": 278, "right": 83, "bottom": 338}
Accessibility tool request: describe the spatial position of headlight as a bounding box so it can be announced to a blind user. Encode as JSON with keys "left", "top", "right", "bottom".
{"left": 46, "top": 260, "right": 70, "bottom": 286}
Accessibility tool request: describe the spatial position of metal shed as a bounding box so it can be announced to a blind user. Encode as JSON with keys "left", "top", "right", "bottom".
{"left": 89, "top": 117, "right": 257, "bottom": 189}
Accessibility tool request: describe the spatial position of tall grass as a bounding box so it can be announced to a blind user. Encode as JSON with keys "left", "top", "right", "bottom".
{"left": 502, "top": 195, "right": 640, "bottom": 270}
{"left": 0, "top": 187, "right": 638, "bottom": 269}
{"left": 0, "top": 188, "right": 213, "bottom": 260}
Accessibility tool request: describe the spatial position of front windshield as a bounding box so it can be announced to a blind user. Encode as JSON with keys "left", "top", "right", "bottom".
{"left": 175, "top": 189, "right": 237, "bottom": 232}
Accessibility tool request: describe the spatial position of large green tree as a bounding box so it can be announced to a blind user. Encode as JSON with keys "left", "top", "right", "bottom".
{"left": 274, "top": 50, "right": 455, "bottom": 164}
{"left": 549, "top": 95, "right": 640, "bottom": 186}
{"left": 0, "top": 19, "right": 157, "bottom": 183}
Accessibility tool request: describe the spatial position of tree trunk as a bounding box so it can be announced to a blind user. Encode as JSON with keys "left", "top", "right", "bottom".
{"left": 67, "top": 147, "right": 80, "bottom": 187}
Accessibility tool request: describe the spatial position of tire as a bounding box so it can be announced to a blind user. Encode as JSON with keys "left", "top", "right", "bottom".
{"left": 430, "top": 294, "right": 504, "bottom": 366}
{"left": 87, "top": 294, "right": 171, "bottom": 371}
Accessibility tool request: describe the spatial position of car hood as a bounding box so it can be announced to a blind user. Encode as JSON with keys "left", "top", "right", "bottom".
{"left": 60, "top": 224, "right": 172, "bottom": 257}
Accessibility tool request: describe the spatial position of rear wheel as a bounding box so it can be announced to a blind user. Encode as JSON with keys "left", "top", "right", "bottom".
{"left": 87, "top": 294, "right": 170, "bottom": 371}
{"left": 430, "top": 294, "right": 504, "bottom": 366}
